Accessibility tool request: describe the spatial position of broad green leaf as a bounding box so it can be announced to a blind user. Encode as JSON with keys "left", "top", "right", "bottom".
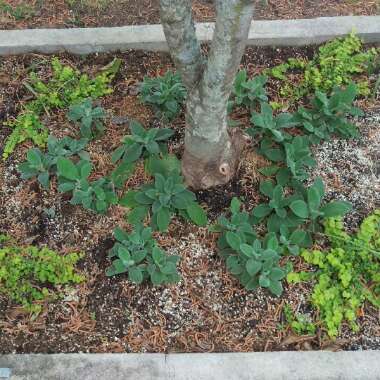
{"left": 253, "top": 203, "right": 272, "bottom": 218}
{"left": 307, "top": 187, "right": 321, "bottom": 212}
{"left": 260, "top": 180, "right": 275, "bottom": 197}
{"left": 156, "top": 207, "right": 171, "bottom": 231}
{"left": 119, "top": 190, "right": 139, "bottom": 208}
{"left": 57, "top": 157, "right": 79, "bottom": 180}
{"left": 152, "top": 247, "right": 164, "bottom": 265}
{"left": 246, "top": 259, "right": 262, "bottom": 276}
{"left": 38, "top": 172, "right": 50, "bottom": 189}
{"left": 259, "top": 275, "right": 270, "bottom": 287}
{"left": 320, "top": 201, "right": 352, "bottom": 217}
{"left": 289, "top": 229, "right": 307, "bottom": 245}
{"left": 113, "top": 227, "right": 129, "bottom": 243}
{"left": 268, "top": 279, "right": 283, "bottom": 296}
{"left": 128, "top": 267, "right": 144, "bottom": 284}
{"left": 129, "top": 120, "right": 146, "bottom": 136}
{"left": 105, "top": 259, "right": 127, "bottom": 276}
{"left": 269, "top": 268, "right": 285, "bottom": 281}
{"left": 226, "top": 231, "right": 241, "bottom": 251}
{"left": 230, "top": 197, "right": 241, "bottom": 214}
{"left": 58, "top": 182, "right": 76, "bottom": 193}
{"left": 240, "top": 243, "right": 254, "bottom": 257}
{"left": 127, "top": 205, "right": 149, "bottom": 225}
{"left": 186, "top": 203, "right": 207, "bottom": 226}
{"left": 265, "top": 148, "right": 285, "bottom": 162}
{"left": 124, "top": 143, "right": 143, "bottom": 163}
{"left": 276, "top": 168, "right": 291, "bottom": 186}
{"left": 155, "top": 128, "right": 174, "bottom": 141}
{"left": 160, "top": 262, "right": 177, "bottom": 275}
{"left": 27, "top": 148, "right": 42, "bottom": 167}
{"left": 135, "top": 191, "right": 154, "bottom": 205}
{"left": 290, "top": 200, "right": 309, "bottom": 218}
{"left": 258, "top": 165, "right": 280, "bottom": 176}
{"left": 118, "top": 246, "right": 132, "bottom": 264}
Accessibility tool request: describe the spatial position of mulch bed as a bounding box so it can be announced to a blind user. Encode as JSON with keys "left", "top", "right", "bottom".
{"left": 0, "top": 46, "right": 379, "bottom": 354}
{"left": 0, "top": 0, "right": 378, "bottom": 30}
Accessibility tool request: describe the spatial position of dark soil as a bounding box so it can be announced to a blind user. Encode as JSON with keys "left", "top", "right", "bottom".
{"left": 0, "top": 46, "right": 379, "bottom": 354}
{"left": 0, "top": 0, "right": 378, "bottom": 30}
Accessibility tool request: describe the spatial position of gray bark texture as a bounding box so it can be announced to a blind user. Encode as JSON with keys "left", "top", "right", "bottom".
{"left": 160, "top": 0, "right": 254, "bottom": 189}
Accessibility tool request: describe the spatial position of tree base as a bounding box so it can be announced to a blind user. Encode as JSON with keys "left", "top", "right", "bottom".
{"left": 182, "top": 129, "right": 247, "bottom": 190}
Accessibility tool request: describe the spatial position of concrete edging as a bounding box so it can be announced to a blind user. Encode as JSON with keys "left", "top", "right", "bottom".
{"left": 1, "top": 351, "right": 380, "bottom": 380}
{"left": 0, "top": 16, "right": 379, "bottom": 56}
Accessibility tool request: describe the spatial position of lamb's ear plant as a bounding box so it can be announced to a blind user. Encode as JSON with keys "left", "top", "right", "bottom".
{"left": 258, "top": 135, "right": 316, "bottom": 183}
{"left": 18, "top": 135, "right": 89, "bottom": 189}
{"left": 283, "top": 135, "right": 316, "bottom": 181}
{"left": 46, "top": 135, "right": 89, "bottom": 161}
{"left": 106, "top": 224, "right": 181, "bottom": 285}
{"left": 251, "top": 180, "right": 302, "bottom": 233}
{"left": 248, "top": 102, "right": 295, "bottom": 143}
{"left": 223, "top": 234, "right": 286, "bottom": 296}
{"left": 120, "top": 171, "right": 207, "bottom": 231}
{"left": 140, "top": 71, "right": 187, "bottom": 121}
{"left": 67, "top": 98, "right": 106, "bottom": 139}
{"left": 277, "top": 226, "right": 307, "bottom": 256}
{"left": 18, "top": 148, "right": 52, "bottom": 189}
{"left": 111, "top": 120, "right": 174, "bottom": 164}
{"left": 289, "top": 177, "right": 352, "bottom": 232}
{"left": 293, "top": 83, "right": 363, "bottom": 144}
{"left": 57, "top": 157, "right": 117, "bottom": 214}
{"left": 210, "top": 197, "right": 257, "bottom": 255}
{"left": 229, "top": 70, "right": 268, "bottom": 112}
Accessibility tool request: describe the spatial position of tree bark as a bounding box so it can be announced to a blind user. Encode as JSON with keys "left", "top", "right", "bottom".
{"left": 160, "top": 0, "right": 254, "bottom": 189}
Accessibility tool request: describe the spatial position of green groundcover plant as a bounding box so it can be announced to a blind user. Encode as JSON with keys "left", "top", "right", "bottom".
{"left": 106, "top": 224, "right": 181, "bottom": 285}
{"left": 288, "top": 210, "right": 380, "bottom": 337}
{"left": 3, "top": 57, "right": 121, "bottom": 159}
{"left": 140, "top": 71, "right": 187, "bottom": 121}
{"left": 265, "top": 32, "right": 379, "bottom": 100}
{"left": 0, "top": 235, "right": 84, "bottom": 313}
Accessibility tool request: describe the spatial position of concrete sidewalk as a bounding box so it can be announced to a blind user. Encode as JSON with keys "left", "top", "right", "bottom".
{"left": 1, "top": 351, "right": 380, "bottom": 380}
{"left": 0, "top": 16, "right": 380, "bottom": 56}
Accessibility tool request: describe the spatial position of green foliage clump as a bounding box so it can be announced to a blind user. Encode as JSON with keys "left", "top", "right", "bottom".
{"left": 67, "top": 98, "right": 106, "bottom": 140}
{"left": 265, "top": 32, "right": 379, "bottom": 100}
{"left": 283, "top": 303, "right": 316, "bottom": 335}
{"left": 111, "top": 120, "right": 173, "bottom": 164}
{"left": 121, "top": 169, "right": 207, "bottom": 232}
{"left": 293, "top": 83, "right": 364, "bottom": 144}
{"left": 252, "top": 177, "right": 351, "bottom": 236}
{"left": 18, "top": 135, "right": 89, "bottom": 189}
{"left": 3, "top": 113, "right": 48, "bottom": 160}
{"left": 0, "top": 237, "right": 84, "bottom": 313}
{"left": 293, "top": 210, "right": 380, "bottom": 337}
{"left": 57, "top": 158, "right": 118, "bottom": 214}
{"left": 0, "top": 0, "right": 35, "bottom": 20}
{"left": 140, "top": 71, "right": 187, "bottom": 121}
{"left": 248, "top": 102, "right": 295, "bottom": 143}
{"left": 3, "top": 57, "right": 120, "bottom": 159}
{"left": 211, "top": 198, "right": 285, "bottom": 296}
{"left": 106, "top": 224, "right": 181, "bottom": 285}
{"left": 110, "top": 120, "right": 174, "bottom": 189}
{"left": 229, "top": 70, "right": 268, "bottom": 112}
{"left": 304, "top": 32, "right": 378, "bottom": 95}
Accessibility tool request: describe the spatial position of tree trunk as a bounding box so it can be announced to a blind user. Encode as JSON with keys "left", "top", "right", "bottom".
{"left": 160, "top": 0, "right": 254, "bottom": 189}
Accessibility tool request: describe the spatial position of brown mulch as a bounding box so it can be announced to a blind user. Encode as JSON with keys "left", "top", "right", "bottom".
{"left": 0, "top": 0, "right": 378, "bottom": 30}
{"left": 0, "top": 45, "right": 379, "bottom": 354}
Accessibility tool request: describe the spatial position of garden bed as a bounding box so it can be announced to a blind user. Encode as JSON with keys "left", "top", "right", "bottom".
{"left": 0, "top": 41, "right": 379, "bottom": 354}
{"left": 0, "top": 0, "right": 378, "bottom": 30}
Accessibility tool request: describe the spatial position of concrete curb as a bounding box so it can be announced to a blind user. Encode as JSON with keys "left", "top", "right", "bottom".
{"left": 1, "top": 351, "right": 380, "bottom": 380}
{"left": 0, "top": 16, "right": 379, "bottom": 56}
